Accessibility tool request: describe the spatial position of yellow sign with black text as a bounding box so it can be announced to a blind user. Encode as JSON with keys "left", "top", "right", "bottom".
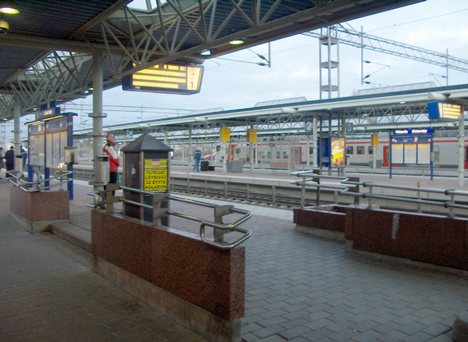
{"left": 144, "top": 158, "right": 168, "bottom": 191}
{"left": 221, "top": 127, "right": 231, "bottom": 142}
{"left": 247, "top": 128, "right": 257, "bottom": 143}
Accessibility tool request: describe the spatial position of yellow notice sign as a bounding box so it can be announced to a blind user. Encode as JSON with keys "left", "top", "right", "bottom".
{"left": 221, "top": 127, "right": 231, "bottom": 142}
{"left": 372, "top": 133, "right": 379, "bottom": 146}
{"left": 144, "top": 159, "right": 168, "bottom": 191}
{"left": 247, "top": 128, "right": 257, "bottom": 143}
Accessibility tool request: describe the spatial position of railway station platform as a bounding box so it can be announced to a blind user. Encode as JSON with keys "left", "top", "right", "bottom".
{"left": 1, "top": 172, "right": 468, "bottom": 341}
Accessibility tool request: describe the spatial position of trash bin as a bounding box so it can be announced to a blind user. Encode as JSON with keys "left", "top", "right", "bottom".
{"left": 201, "top": 160, "right": 209, "bottom": 171}
{"left": 226, "top": 160, "right": 244, "bottom": 173}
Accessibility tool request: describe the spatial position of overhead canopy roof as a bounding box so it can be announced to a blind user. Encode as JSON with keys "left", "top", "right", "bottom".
{"left": 0, "top": 0, "right": 424, "bottom": 120}
{"left": 73, "top": 83, "right": 468, "bottom": 138}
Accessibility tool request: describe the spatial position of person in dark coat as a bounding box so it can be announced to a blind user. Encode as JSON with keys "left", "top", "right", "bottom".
{"left": 5, "top": 146, "right": 14, "bottom": 177}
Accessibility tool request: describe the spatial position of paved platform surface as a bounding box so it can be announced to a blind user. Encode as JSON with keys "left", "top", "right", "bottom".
{"left": 1, "top": 174, "right": 468, "bottom": 341}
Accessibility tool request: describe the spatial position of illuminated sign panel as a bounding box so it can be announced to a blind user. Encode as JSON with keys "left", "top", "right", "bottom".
{"left": 331, "top": 137, "right": 345, "bottom": 168}
{"left": 427, "top": 101, "right": 462, "bottom": 120}
{"left": 122, "top": 64, "right": 204, "bottom": 94}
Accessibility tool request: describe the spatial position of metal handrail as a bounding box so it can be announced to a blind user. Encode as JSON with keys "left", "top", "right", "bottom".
{"left": 292, "top": 169, "right": 468, "bottom": 217}
{"left": 7, "top": 169, "right": 72, "bottom": 192}
{"left": 118, "top": 185, "right": 252, "bottom": 249}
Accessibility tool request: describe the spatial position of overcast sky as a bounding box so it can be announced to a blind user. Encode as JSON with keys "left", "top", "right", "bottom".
{"left": 65, "top": 0, "right": 468, "bottom": 128}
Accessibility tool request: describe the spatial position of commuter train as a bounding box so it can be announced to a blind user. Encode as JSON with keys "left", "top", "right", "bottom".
{"left": 226, "top": 134, "right": 468, "bottom": 169}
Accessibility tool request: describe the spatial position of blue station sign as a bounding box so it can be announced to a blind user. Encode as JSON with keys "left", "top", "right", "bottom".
{"left": 392, "top": 128, "right": 434, "bottom": 135}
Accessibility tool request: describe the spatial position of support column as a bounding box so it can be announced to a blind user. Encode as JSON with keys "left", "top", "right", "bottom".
{"left": 458, "top": 110, "right": 465, "bottom": 187}
{"left": 92, "top": 52, "right": 105, "bottom": 190}
{"left": 312, "top": 117, "right": 318, "bottom": 168}
{"left": 14, "top": 102, "right": 21, "bottom": 173}
{"left": 328, "top": 113, "right": 332, "bottom": 175}
{"left": 188, "top": 128, "right": 192, "bottom": 168}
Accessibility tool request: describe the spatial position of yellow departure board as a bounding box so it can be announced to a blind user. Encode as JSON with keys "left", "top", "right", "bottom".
{"left": 123, "top": 64, "right": 203, "bottom": 94}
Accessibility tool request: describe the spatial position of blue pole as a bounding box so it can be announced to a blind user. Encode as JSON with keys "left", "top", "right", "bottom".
{"left": 430, "top": 135, "right": 434, "bottom": 181}
{"left": 66, "top": 113, "right": 74, "bottom": 200}
{"left": 389, "top": 133, "right": 393, "bottom": 179}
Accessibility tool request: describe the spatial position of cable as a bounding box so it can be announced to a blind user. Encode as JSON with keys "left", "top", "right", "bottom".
{"left": 368, "top": 7, "right": 468, "bottom": 33}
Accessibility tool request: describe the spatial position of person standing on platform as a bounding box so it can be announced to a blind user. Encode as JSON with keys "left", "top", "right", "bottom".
{"left": 103, "top": 132, "right": 120, "bottom": 185}
{"left": 193, "top": 149, "right": 202, "bottom": 172}
{"left": 5, "top": 146, "right": 14, "bottom": 178}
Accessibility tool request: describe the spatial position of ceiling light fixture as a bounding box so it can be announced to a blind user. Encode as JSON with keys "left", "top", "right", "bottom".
{"left": 0, "top": 1, "right": 20, "bottom": 15}
{"left": 200, "top": 50, "right": 211, "bottom": 56}
{"left": 229, "top": 39, "right": 244, "bottom": 45}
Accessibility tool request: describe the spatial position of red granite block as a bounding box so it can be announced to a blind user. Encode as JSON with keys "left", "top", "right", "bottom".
{"left": 344, "top": 208, "right": 355, "bottom": 240}
{"left": 92, "top": 211, "right": 152, "bottom": 281}
{"left": 394, "top": 215, "right": 465, "bottom": 269}
{"left": 150, "top": 228, "right": 245, "bottom": 320}
{"left": 351, "top": 209, "right": 394, "bottom": 255}
{"left": 10, "top": 187, "right": 69, "bottom": 222}
{"left": 464, "top": 223, "right": 468, "bottom": 270}
{"left": 92, "top": 211, "right": 245, "bottom": 320}
{"left": 293, "top": 208, "right": 345, "bottom": 232}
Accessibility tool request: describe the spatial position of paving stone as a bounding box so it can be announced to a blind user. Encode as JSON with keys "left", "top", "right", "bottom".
{"left": 422, "top": 323, "right": 452, "bottom": 337}
{"left": 278, "top": 325, "right": 313, "bottom": 340}
{"left": 3, "top": 181, "right": 468, "bottom": 342}
{"left": 257, "top": 335, "right": 287, "bottom": 342}
{"left": 351, "top": 330, "right": 383, "bottom": 342}
{"left": 328, "top": 327, "right": 360, "bottom": 341}
{"left": 402, "top": 331, "right": 434, "bottom": 342}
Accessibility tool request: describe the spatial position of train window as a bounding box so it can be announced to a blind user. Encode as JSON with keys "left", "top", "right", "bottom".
{"left": 357, "top": 146, "right": 365, "bottom": 154}
{"left": 346, "top": 146, "right": 354, "bottom": 155}
{"left": 236, "top": 148, "right": 240, "bottom": 155}
{"left": 368, "top": 146, "right": 374, "bottom": 155}
{"left": 276, "top": 151, "right": 281, "bottom": 159}
{"left": 267, "top": 152, "right": 271, "bottom": 159}
{"left": 283, "top": 151, "right": 288, "bottom": 159}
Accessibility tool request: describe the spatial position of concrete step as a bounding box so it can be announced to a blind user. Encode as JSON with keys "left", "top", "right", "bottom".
{"left": 49, "top": 221, "right": 91, "bottom": 252}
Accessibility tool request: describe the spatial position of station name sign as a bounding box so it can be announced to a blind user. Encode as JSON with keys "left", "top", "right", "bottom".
{"left": 392, "top": 128, "right": 433, "bottom": 135}
{"left": 427, "top": 101, "right": 462, "bottom": 120}
{"left": 122, "top": 63, "right": 204, "bottom": 95}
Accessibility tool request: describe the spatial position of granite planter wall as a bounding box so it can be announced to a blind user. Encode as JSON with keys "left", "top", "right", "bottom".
{"left": 9, "top": 186, "right": 69, "bottom": 232}
{"left": 92, "top": 210, "right": 245, "bottom": 342}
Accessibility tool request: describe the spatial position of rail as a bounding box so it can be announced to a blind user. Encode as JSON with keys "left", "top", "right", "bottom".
{"left": 292, "top": 169, "right": 468, "bottom": 218}
{"left": 7, "top": 169, "right": 73, "bottom": 192}
{"left": 291, "top": 169, "right": 360, "bottom": 208}
{"left": 88, "top": 185, "right": 252, "bottom": 249}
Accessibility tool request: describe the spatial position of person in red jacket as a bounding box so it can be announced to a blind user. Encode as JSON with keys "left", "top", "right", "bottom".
{"left": 103, "top": 132, "right": 119, "bottom": 185}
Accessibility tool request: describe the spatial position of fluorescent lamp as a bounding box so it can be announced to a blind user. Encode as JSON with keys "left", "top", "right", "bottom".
{"left": 229, "top": 39, "right": 244, "bottom": 45}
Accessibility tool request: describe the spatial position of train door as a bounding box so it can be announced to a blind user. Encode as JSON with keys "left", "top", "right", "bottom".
{"left": 383, "top": 146, "right": 390, "bottom": 167}
{"left": 291, "top": 146, "right": 301, "bottom": 164}
{"left": 465, "top": 146, "right": 468, "bottom": 169}
{"left": 318, "top": 137, "right": 330, "bottom": 167}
